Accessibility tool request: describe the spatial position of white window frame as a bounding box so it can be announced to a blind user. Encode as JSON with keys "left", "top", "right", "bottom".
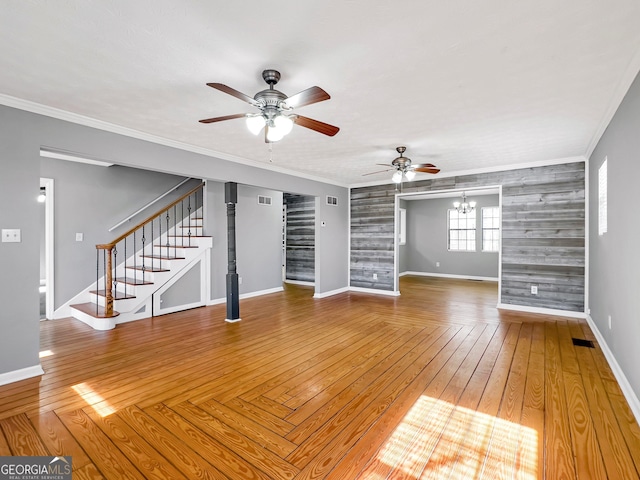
{"left": 448, "top": 208, "right": 476, "bottom": 252}
{"left": 599, "top": 157, "right": 607, "bottom": 235}
{"left": 481, "top": 206, "right": 500, "bottom": 252}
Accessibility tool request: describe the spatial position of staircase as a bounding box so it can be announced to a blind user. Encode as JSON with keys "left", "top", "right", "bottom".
{"left": 69, "top": 183, "right": 211, "bottom": 330}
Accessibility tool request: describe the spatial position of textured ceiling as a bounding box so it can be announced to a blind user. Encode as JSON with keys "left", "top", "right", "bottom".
{"left": 1, "top": 1, "right": 640, "bottom": 186}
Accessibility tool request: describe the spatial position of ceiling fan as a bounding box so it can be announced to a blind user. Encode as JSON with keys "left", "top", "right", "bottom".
{"left": 199, "top": 69, "right": 340, "bottom": 142}
{"left": 365, "top": 146, "right": 440, "bottom": 183}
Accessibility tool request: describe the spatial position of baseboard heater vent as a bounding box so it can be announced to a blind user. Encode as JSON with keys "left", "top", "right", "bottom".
{"left": 572, "top": 338, "right": 595, "bottom": 348}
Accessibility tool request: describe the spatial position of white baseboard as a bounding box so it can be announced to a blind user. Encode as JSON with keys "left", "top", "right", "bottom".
{"left": 0, "top": 364, "right": 44, "bottom": 387}
{"left": 401, "top": 271, "right": 499, "bottom": 282}
{"left": 586, "top": 314, "right": 640, "bottom": 425}
{"left": 313, "top": 287, "right": 349, "bottom": 299}
{"left": 497, "top": 303, "right": 586, "bottom": 319}
{"left": 208, "top": 286, "right": 284, "bottom": 306}
{"left": 284, "top": 280, "right": 315, "bottom": 286}
{"left": 349, "top": 286, "right": 400, "bottom": 297}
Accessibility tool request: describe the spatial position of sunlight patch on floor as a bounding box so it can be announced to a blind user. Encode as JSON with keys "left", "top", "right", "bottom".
{"left": 71, "top": 382, "right": 116, "bottom": 417}
{"left": 39, "top": 350, "right": 54, "bottom": 358}
{"left": 363, "top": 395, "right": 538, "bottom": 479}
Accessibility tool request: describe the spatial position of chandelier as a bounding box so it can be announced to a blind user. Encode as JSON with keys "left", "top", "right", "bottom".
{"left": 453, "top": 192, "right": 476, "bottom": 214}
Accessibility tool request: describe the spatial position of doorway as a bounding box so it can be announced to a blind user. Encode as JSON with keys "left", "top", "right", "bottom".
{"left": 282, "top": 193, "right": 316, "bottom": 286}
{"left": 394, "top": 186, "right": 502, "bottom": 305}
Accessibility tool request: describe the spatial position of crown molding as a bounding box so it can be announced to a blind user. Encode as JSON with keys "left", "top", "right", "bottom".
{"left": 585, "top": 44, "right": 640, "bottom": 158}
{"left": 0, "top": 94, "right": 348, "bottom": 188}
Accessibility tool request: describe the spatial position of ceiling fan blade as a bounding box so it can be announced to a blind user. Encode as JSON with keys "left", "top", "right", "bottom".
{"left": 413, "top": 163, "right": 437, "bottom": 168}
{"left": 199, "top": 113, "right": 247, "bottom": 124}
{"left": 294, "top": 115, "right": 340, "bottom": 136}
{"left": 206, "top": 83, "right": 260, "bottom": 107}
{"left": 413, "top": 167, "right": 441, "bottom": 174}
{"left": 362, "top": 169, "right": 393, "bottom": 176}
{"left": 285, "top": 86, "right": 330, "bottom": 109}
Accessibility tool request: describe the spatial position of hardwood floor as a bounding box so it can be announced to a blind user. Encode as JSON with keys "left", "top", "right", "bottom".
{"left": 1, "top": 276, "right": 639, "bottom": 479}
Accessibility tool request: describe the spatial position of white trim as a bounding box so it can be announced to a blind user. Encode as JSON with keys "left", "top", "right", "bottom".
{"left": 585, "top": 314, "right": 640, "bottom": 425}
{"left": 497, "top": 302, "right": 586, "bottom": 319}
{"left": 0, "top": 94, "right": 347, "bottom": 188}
{"left": 284, "top": 279, "right": 315, "bottom": 286}
{"left": 313, "top": 287, "right": 349, "bottom": 299}
{"left": 40, "top": 178, "right": 55, "bottom": 320}
{"left": 208, "top": 286, "right": 285, "bottom": 306}
{"left": 402, "top": 271, "right": 499, "bottom": 282}
{"left": 349, "top": 286, "right": 401, "bottom": 297}
{"left": 152, "top": 256, "right": 207, "bottom": 316}
{"left": 584, "top": 158, "right": 590, "bottom": 316}
{"left": 585, "top": 44, "right": 640, "bottom": 158}
{"left": 0, "top": 365, "right": 44, "bottom": 387}
{"left": 350, "top": 156, "right": 586, "bottom": 189}
{"left": 40, "top": 147, "right": 114, "bottom": 167}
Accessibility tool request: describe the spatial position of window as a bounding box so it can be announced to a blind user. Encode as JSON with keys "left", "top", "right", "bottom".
{"left": 599, "top": 158, "right": 607, "bottom": 235}
{"left": 448, "top": 209, "right": 476, "bottom": 251}
{"left": 482, "top": 207, "right": 500, "bottom": 252}
{"left": 399, "top": 208, "right": 406, "bottom": 245}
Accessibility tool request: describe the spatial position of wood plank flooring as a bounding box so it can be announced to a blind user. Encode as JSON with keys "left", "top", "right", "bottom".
{"left": 1, "top": 276, "right": 639, "bottom": 479}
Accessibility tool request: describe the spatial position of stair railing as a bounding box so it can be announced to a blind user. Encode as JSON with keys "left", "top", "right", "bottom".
{"left": 95, "top": 182, "right": 205, "bottom": 317}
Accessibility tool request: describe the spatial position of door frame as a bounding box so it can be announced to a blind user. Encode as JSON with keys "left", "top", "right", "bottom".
{"left": 41, "top": 177, "right": 55, "bottom": 320}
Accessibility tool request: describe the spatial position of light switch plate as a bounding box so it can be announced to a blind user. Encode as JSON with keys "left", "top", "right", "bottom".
{"left": 2, "top": 229, "right": 21, "bottom": 243}
{"left": 76, "top": 232, "right": 84, "bottom": 242}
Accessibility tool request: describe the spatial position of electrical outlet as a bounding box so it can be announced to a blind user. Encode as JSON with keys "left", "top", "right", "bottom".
{"left": 373, "top": 273, "right": 378, "bottom": 280}
{"left": 436, "top": 262, "right": 440, "bottom": 267}
{"left": 239, "top": 277, "right": 243, "bottom": 285}
{"left": 608, "top": 315, "right": 612, "bottom": 330}
{"left": 1, "top": 229, "right": 21, "bottom": 243}
{"left": 531, "top": 285, "right": 538, "bottom": 295}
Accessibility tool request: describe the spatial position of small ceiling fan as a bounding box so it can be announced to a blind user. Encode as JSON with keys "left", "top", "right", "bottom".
{"left": 199, "top": 69, "right": 339, "bottom": 142}
{"left": 364, "top": 146, "right": 440, "bottom": 183}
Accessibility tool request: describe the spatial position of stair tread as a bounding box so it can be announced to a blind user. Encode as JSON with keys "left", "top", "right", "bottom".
{"left": 126, "top": 266, "right": 170, "bottom": 273}
{"left": 140, "top": 254, "right": 186, "bottom": 260}
{"left": 90, "top": 290, "right": 136, "bottom": 300}
{"left": 115, "top": 276, "right": 154, "bottom": 285}
{"left": 153, "top": 244, "right": 199, "bottom": 249}
{"left": 71, "top": 303, "right": 120, "bottom": 319}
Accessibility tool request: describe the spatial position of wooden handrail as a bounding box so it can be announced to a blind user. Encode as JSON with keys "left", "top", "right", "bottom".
{"left": 96, "top": 182, "right": 204, "bottom": 250}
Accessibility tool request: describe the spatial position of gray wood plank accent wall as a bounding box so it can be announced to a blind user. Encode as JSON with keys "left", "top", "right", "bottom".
{"left": 350, "top": 161, "right": 585, "bottom": 312}
{"left": 284, "top": 193, "right": 315, "bottom": 283}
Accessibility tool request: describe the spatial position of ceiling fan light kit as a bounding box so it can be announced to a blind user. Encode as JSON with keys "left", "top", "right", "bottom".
{"left": 200, "top": 69, "right": 339, "bottom": 143}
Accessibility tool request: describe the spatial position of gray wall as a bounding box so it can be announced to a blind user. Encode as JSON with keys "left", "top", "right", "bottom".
{"left": 400, "top": 195, "right": 499, "bottom": 278}
{"left": 206, "top": 182, "right": 285, "bottom": 300}
{"left": 0, "top": 107, "right": 41, "bottom": 374}
{"left": 39, "top": 157, "right": 196, "bottom": 308}
{"left": 588, "top": 71, "right": 640, "bottom": 402}
{"left": 0, "top": 104, "right": 348, "bottom": 378}
{"left": 284, "top": 193, "right": 315, "bottom": 283}
{"left": 351, "top": 162, "right": 585, "bottom": 312}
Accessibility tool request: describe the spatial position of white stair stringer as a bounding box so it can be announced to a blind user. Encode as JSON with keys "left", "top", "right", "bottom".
{"left": 69, "top": 213, "right": 211, "bottom": 330}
